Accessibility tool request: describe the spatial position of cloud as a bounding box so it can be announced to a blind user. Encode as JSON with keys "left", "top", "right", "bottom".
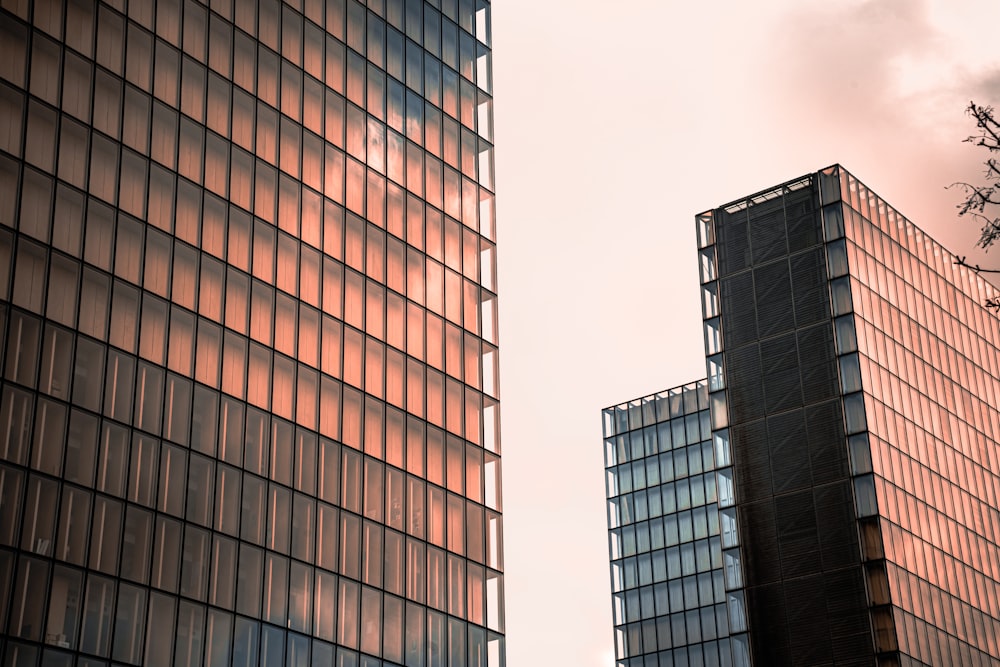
{"left": 766, "top": 0, "right": 1000, "bottom": 134}
{"left": 972, "top": 69, "right": 1000, "bottom": 103}
{"left": 766, "top": 0, "right": 939, "bottom": 129}
{"left": 749, "top": 0, "right": 1000, "bottom": 262}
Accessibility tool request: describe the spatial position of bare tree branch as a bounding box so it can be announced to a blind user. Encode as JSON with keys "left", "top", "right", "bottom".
{"left": 951, "top": 103, "right": 1000, "bottom": 310}
{"left": 955, "top": 256, "right": 1000, "bottom": 274}
{"left": 950, "top": 102, "right": 1000, "bottom": 252}
{"left": 951, "top": 180, "right": 1000, "bottom": 248}
{"left": 965, "top": 103, "right": 1000, "bottom": 150}
{"left": 954, "top": 257, "right": 1000, "bottom": 311}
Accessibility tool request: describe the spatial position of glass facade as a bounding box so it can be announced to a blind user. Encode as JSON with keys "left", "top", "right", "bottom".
{"left": 603, "top": 381, "right": 751, "bottom": 666}
{"left": 826, "top": 166, "right": 1000, "bottom": 666}
{"left": 606, "top": 165, "right": 1000, "bottom": 666}
{"left": 0, "top": 0, "right": 504, "bottom": 665}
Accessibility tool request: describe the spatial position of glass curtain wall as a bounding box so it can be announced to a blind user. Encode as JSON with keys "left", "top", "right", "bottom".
{"left": 828, "top": 166, "right": 1000, "bottom": 666}
{"left": 603, "top": 381, "right": 746, "bottom": 667}
{"left": 0, "top": 0, "right": 504, "bottom": 665}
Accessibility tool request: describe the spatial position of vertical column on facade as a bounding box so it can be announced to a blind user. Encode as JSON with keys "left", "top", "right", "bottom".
{"left": 696, "top": 211, "right": 751, "bottom": 666}
{"left": 602, "top": 400, "right": 629, "bottom": 665}
{"left": 820, "top": 166, "right": 899, "bottom": 663}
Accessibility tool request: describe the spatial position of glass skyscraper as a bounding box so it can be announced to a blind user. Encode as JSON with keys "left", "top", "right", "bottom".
{"left": 0, "top": 0, "right": 504, "bottom": 665}
{"left": 604, "top": 166, "right": 1000, "bottom": 666}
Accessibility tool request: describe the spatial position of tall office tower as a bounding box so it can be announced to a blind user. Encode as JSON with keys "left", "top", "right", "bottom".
{"left": 0, "top": 1, "right": 504, "bottom": 666}
{"left": 604, "top": 165, "right": 1000, "bottom": 666}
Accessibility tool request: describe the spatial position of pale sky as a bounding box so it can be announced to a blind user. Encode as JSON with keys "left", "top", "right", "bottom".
{"left": 489, "top": 0, "right": 1000, "bottom": 664}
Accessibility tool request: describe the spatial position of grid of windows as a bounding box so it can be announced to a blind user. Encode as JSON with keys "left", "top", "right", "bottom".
{"left": 606, "top": 166, "right": 1000, "bottom": 665}
{"left": 828, "top": 168, "right": 1000, "bottom": 666}
{"left": 0, "top": 0, "right": 504, "bottom": 665}
{"left": 604, "top": 382, "right": 749, "bottom": 667}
